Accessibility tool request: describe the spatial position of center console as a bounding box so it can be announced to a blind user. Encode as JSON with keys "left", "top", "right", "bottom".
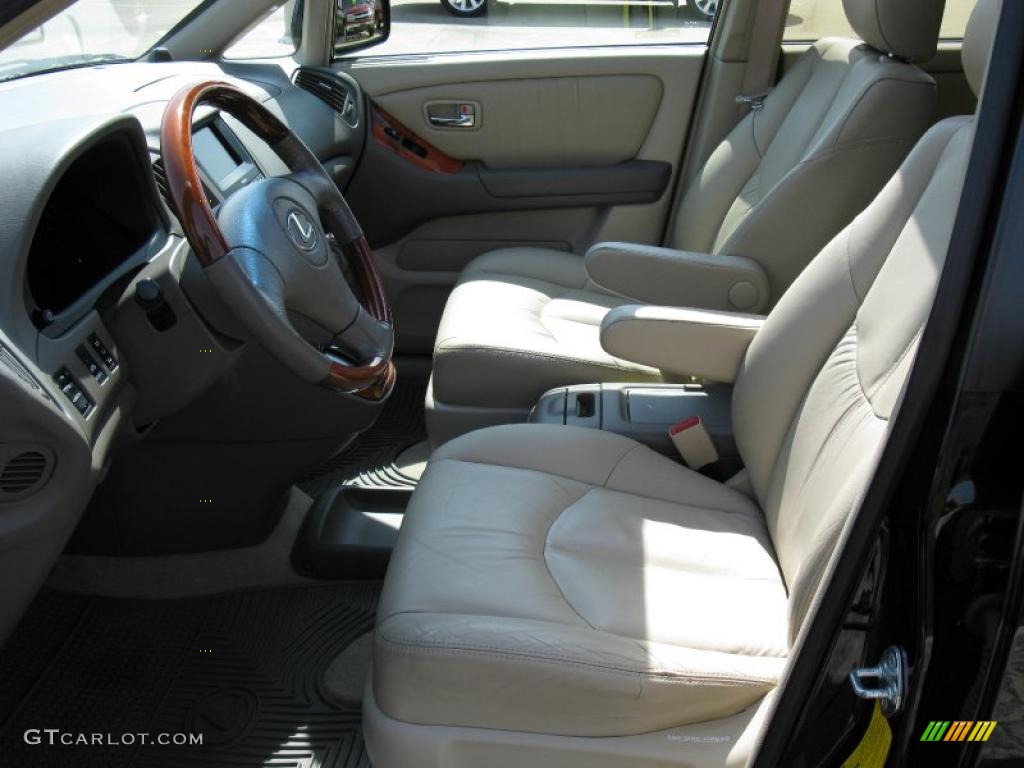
{"left": 530, "top": 382, "right": 740, "bottom": 472}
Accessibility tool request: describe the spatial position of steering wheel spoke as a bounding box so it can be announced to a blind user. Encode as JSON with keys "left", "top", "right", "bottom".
{"left": 161, "top": 81, "right": 395, "bottom": 400}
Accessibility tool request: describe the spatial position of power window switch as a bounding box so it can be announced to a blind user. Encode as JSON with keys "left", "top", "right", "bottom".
{"left": 76, "top": 346, "right": 107, "bottom": 384}
{"left": 88, "top": 333, "right": 118, "bottom": 372}
{"left": 53, "top": 367, "right": 93, "bottom": 418}
{"left": 71, "top": 389, "right": 92, "bottom": 416}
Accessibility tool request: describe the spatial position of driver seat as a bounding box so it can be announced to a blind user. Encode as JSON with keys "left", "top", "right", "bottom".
{"left": 365, "top": 2, "right": 999, "bottom": 765}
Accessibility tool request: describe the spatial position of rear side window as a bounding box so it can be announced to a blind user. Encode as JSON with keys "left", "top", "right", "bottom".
{"left": 784, "top": 0, "right": 979, "bottom": 43}
{"left": 360, "top": 0, "right": 718, "bottom": 57}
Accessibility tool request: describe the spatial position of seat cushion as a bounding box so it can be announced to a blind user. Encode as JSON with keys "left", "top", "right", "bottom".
{"left": 431, "top": 248, "right": 665, "bottom": 410}
{"left": 373, "top": 424, "right": 789, "bottom": 737}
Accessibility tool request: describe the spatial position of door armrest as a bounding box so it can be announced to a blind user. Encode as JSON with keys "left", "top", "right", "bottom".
{"left": 600, "top": 305, "right": 764, "bottom": 383}
{"left": 584, "top": 241, "right": 770, "bottom": 312}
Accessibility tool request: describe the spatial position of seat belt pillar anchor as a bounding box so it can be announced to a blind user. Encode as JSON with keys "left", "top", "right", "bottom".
{"left": 736, "top": 89, "right": 772, "bottom": 112}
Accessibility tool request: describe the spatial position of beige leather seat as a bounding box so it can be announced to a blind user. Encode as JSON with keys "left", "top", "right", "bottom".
{"left": 428, "top": 0, "right": 947, "bottom": 445}
{"left": 366, "top": 3, "right": 999, "bottom": 765}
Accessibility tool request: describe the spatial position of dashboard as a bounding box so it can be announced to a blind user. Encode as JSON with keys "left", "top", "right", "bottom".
{"left": 191, "top": 120, "right": 263, "bottom": 198}
{"left": 0, "top": 59, "right": 368, "bottom": 644}
{"left": 0, "top": 60, "right": 365, "bottom": 433}
{"left": 0, "top": 59, "right": 367, "bottom": 407}
{"left": 26, "top": 132, "right": 163, "bottom": 334}
{"left": 22, "top": 118, "right": 264, "bottom": 329}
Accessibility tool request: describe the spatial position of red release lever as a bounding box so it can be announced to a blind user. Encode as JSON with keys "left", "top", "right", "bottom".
{"left": 669, "top": 416, "right": 701, "bottom": 437}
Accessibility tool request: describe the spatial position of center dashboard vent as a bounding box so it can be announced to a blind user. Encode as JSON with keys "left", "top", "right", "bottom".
{"left": 0, "top": 447, "right": 53, "bottom": 498}
{"left": 294, "top": 69, "right": 360, "bottom": 128}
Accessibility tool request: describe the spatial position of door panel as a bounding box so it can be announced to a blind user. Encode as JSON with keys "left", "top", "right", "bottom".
{"left": 339, "top": 46, "right": 705, "bottom": 352}
{"left": 375, "top": 74, "right": 663, "bottom": 168}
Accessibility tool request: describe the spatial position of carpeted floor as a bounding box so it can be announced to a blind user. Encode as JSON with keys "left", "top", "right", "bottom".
{"left": 0, "top": 582, "right": 380, "bottom": 768}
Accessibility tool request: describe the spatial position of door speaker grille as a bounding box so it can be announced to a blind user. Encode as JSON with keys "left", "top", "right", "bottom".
{"left": 0, "top": 451, "right": 49, "bottom": 495}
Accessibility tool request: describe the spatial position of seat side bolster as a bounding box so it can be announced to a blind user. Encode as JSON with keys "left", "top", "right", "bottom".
{"left": 600, "top": 305, "right": 764, "bottom": 383}
{"left": 584, "top": 242, "right": 770, "bottom": 312}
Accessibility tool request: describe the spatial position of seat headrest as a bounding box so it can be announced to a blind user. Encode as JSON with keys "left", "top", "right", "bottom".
{"left": 842, "top": 0, "right": 946, "bottom": 62}
{"left": 963, "top": 0, "right": 1002, "bottom": 97}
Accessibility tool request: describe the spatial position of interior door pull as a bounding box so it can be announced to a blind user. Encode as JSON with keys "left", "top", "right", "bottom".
{"left": 429, "top": 114, "right": 474, "bottom": 128}
{"left": 426, "top": 102, "right": 477, "bottom": 129}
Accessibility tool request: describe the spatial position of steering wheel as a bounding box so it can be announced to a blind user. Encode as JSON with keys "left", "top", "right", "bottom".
{"left": 160, "top": 81, "right": 395, "bottom": 401}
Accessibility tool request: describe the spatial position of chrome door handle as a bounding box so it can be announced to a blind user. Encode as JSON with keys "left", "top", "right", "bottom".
{"left": 426, "top": 102, "right": 478, "bottom": 129}
{"left": 429, "top": 114, "right": 475, "bottom": 128}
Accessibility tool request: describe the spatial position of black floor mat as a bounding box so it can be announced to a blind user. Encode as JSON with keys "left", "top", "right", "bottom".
{"left": 0, "top": 582, "right": 380, "bottom": 768}
{"left": 298, "top": 375, "right": 427, "bottom": 497}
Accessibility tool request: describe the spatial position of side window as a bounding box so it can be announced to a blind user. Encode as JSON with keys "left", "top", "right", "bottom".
{"left": 784, "top": 0, "right": 979, "bottom": 43}
{"left": 364, "top": 0, "right": 718, "bottom": 57}
{"left": 224, "top": 0, "right": 303, "bottom": 60}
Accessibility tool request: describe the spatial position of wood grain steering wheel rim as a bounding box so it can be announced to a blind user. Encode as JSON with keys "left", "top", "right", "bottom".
{"left": 160, "top": 80, "right": 395, "bottom": 401}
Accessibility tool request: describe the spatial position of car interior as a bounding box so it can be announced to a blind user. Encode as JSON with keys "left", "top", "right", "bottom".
{"left": 0, "top": 0, "right": 1012, "bottom": 765}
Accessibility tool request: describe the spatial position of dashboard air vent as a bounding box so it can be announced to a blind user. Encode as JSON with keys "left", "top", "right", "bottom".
{"left": 152, "top": 155, "right": 220, "bottom": 214}
{"left": 151, "top": 157, "right": 176, "bottom": 213}
{"left": 294, "top": 69, "right": 359, "bottom": 127}
{"left": 0, "top": 451, "right": 49, "bottom": 496}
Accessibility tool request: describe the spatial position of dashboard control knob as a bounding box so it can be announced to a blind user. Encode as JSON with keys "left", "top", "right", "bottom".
{"left": 134, "top": 279, "right": 177, "bottom": 332}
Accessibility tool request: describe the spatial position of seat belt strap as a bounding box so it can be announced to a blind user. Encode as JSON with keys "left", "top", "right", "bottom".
{"left": 736, "top": 0, "right": 787, "bottom": 116}
{"left": 669, "top": 417, "right": 719, "bottom": 470}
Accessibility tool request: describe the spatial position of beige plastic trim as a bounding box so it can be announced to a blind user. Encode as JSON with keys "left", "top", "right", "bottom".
{"left": 424, "top": 375, "right": 530, "bottom": 447}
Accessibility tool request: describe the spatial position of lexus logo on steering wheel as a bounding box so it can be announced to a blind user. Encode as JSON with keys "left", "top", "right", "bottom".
{"left": 286, "top": 210, "right": 318, "bottom": 252}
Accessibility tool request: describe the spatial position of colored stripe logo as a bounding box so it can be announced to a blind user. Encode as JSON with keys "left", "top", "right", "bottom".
{"left": 920, "top": 721, "right": 997, "bottom": 742}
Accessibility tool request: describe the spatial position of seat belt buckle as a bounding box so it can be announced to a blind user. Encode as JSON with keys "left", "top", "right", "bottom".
{"left": 736, "top": 89, "right": 772, "bottom": 112}
{"left": 669, "top": 417, "right": 719, "bottom": 470}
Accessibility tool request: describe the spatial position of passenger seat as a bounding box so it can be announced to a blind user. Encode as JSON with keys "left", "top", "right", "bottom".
{"left": 427, "top": 0, "right": 947, "bottom": 444}
{"left": 367, "top": 1, "right": 1001, "bottom": 763}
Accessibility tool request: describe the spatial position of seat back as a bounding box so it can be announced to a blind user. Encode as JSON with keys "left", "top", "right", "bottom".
{"left": 668, "top": 0, "right": 945, "bottom": 301}
{"left": 731, "top": 0, "right": 1000, "bottom": 643}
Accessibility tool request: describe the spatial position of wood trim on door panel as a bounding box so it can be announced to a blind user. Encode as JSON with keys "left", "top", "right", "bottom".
{"left": 371, "top": 105, "right": 464, "bottom": 175}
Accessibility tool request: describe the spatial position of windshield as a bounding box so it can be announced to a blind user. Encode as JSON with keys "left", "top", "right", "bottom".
{"left": 0, "top": 0, "right": 209, "bottom": 82}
